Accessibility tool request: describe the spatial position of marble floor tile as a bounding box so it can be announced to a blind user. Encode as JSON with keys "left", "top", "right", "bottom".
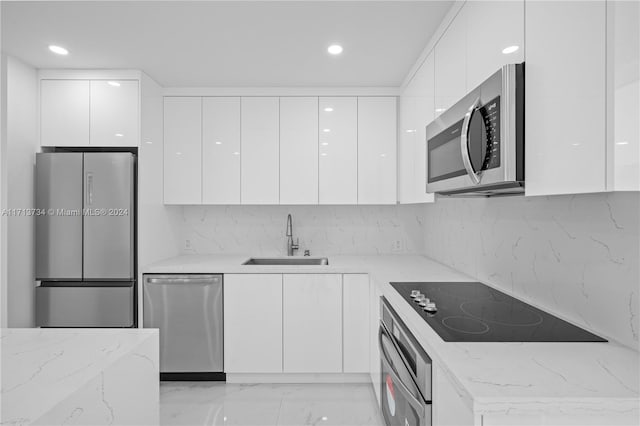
{"left": 160, "top": 382, "right": 384, "bottom": 426}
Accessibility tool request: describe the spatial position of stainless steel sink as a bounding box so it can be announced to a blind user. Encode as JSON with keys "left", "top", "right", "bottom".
{"left": 242, "top": 257, "right": 329, "bottom": 266}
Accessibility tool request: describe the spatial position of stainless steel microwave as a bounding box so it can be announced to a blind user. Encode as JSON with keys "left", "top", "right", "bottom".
{"left": 426, "top": 63, "right": 524, "bottom": 196}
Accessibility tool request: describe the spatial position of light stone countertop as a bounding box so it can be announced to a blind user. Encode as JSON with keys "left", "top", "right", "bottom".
{"left": 1, "top": 328, "right": 159, "bottom": 425}
{"left": 143, "top": 254, "right": 640, "bottom": 421}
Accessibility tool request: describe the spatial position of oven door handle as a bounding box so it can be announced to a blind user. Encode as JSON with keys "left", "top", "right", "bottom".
{"left": 460, "top": 97, "right": 482, "bottom": 185}
{"left": 379, "top": 324, "right": 428, "bottom": 417}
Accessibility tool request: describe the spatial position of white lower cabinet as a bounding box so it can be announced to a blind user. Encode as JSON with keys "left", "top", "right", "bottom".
{"left": 224, "top": 273, "right": 370, "bottom": 375}
{"left": 343, "top": 274, "right": 370, "bottom": 373}
{"left": 432, "top": 364, "right": 475, "bottom": 426}
{"left": 283, "top": 274, "right": 342, "bottom": 373}
{"left": 224, "top": 274, "right": 283, "bottom": 373}
{"left": 369, "top": 279, "right": 383, "bottom": 406}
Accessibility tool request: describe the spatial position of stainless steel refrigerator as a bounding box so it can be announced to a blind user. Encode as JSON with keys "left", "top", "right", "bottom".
{"left": 35, "top": 152, "right": 136, "bottom": 327}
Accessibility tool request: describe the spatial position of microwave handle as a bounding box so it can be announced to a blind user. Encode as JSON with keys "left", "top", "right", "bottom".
{"left": 460, "top": 97, "right": 482, "bottom": 185}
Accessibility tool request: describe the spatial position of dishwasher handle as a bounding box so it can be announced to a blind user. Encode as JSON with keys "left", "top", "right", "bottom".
{"left": 146, "top": 276, "right": 221, "bottom": 285}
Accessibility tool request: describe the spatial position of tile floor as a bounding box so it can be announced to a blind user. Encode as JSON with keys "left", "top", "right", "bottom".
{"left": 160, "top": 382, "right": 384, "bottom": 426}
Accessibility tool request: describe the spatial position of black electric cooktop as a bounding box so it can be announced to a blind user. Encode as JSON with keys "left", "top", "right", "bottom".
{"left": 391, "top": 281, "right": 607, "bottom": 342}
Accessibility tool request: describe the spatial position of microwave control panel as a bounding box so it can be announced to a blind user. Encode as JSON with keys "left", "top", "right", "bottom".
{"left": 481, "top": 96, "right": 501, "bottom": 171}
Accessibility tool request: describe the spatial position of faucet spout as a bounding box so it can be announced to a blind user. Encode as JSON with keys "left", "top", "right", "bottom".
{"left": 286, "top": 214, "right": 299, "bottom": 256}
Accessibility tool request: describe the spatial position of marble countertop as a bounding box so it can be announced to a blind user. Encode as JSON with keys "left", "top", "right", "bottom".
{"left": 144, "top": 254, "right": 640, "bottom": 419}
{"left": 1, "top": 328, "right": 158, "bottom": 425}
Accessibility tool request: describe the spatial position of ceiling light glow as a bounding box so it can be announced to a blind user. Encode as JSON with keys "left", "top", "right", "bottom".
{"left": 115, "top": 133, "right": 124, "bottom": 138}
{"left": 502, "top": 45, "right": 520, "bottom": 55}
{"left": 327, "top": 44, "right": 343, "bottom": 55}
{"left": 107, "top": 81, "right": 121, "bottom": 87}
{"left": 616, "top": 141, "right": 629, "bottom": 145}
{"left": 48, "top": 45, "right": 69, "bottom": 55}
{"left": 215, "top": 141, "right": 222, "bottom": 145}
{"left": 324, "top": 107, "right": 334, "bottom": 112}
{"left": 323, "top": 129, "right": 331, "bottom": 133}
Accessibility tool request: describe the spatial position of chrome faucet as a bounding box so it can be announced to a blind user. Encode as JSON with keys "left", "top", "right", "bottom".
{"left": 286, "top": 214, "right": 299, "bottom": 256}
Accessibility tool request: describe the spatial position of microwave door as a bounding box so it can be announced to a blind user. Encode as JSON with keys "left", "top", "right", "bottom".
{"left": 83, "top": 153, "right": 134, "bottom": 280}
{"left": 35, "top": 153, "right": 83, "bottom": 281}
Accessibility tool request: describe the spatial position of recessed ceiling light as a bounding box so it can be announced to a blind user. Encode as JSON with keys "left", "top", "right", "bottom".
{"left": 215, "top": 141, "right": 222, "bottom": 145}
{"left": 616, "top": 141, "right": 629, "bottom": 145}
{"left": 115, "top": 133, "right": 124, "bottom": 137}
{"left": 48, "top": 45, "right": 69, "bottom": 55}
{"left": 571, "top": 143, "right": 581, "bottom": 147}
{"left": 107, "top": 81, "right": 120, "bottom": 87}
{"left": 380, "top": 153, "right": 386, "bottom": 157}
{"left": 502, "top": 45, "right": 520, "bottom": 55}
{"left": 327, "top": 44, "right": 343, "bottom": 55}
{"left": 324, "top": 107, "right": 334, "bottom": 112}
{"left": 435, "top": 108, "right": 447, "bottom": 113}
{"left": 323, "top": 128, "right": 331, "bottom": 133}
{"left": 321, "top": 142, "right": 329, "bottom": 146}
{"left": 145, "top": 141, "right": 153, "bottom": 145}
{"left": 321, "top": 153, "right": 328, "bottom": 156}
{"left": 233, "top": 151, "right": 240, "bottom": 155}
{"left": 405, "top": 129, "right": 416, "bottom": 133}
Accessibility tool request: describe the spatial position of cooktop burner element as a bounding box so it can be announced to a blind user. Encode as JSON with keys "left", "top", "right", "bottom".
{"left": 391, "top": 281, "right": 607, "bottom": 342}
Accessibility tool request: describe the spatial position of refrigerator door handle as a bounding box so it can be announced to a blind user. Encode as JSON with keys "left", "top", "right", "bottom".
{"left": 86, "top": 172, "right": 94, "bottom": 206}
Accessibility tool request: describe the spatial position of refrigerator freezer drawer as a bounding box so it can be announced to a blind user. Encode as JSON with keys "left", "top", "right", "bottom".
{"left": 36, "top": 284, "right": 133, "bottom": 327}
{"left": 143, "top": 275, "right": 223, "bottom": 373}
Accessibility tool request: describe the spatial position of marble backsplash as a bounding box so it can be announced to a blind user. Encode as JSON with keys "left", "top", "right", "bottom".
{"left": 170, "top": 204, "right": 426, "bottom": 256}
{"left": 421, "top": 192, "right": 639, "bottom": 351}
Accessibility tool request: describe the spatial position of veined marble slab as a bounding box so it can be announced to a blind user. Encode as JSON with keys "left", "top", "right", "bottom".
{"left": 1, "top": 328, "right": 159, "bottom": 426}
{"left": 144, "top": 254, "right": 640, "bottom": 424}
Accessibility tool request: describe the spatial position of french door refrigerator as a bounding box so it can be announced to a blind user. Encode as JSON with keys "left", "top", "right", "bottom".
{"left": 35, "top": 152, "right": 136, "bottom": 327}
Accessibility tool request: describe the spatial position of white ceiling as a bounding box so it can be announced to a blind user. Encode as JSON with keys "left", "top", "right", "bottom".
{"left": 1, "top": 1, "right": 453, "bottom": 87}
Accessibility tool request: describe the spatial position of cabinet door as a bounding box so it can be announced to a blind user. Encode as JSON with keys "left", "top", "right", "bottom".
{"left": 90, "top": 80, "right": 139, "bottom": 146}
{"left": 357, "top": 97, "right": 397, "bottom": 204}
{"left": 525, "top": 1, "right": 606, "bottom": 196}
{"left": 163, "top": 97, "right": 202, "bottom": 204}
{"left": 433, "top": 364, "right": 475, "bottom": 425}
{"left": 224, "top": 274, "right": 283, "bottom": 373}
{"left": 40, "top": 80, "right": 90, "bottom": 146}
{"left": 434, "top": 6, "right": 467, "bottom": 116}
{"left": 202, "top": 97, "right": 241, "bottom": 204}
{"left": 369, "top": 279, "right": 383, "bottom": 406}
{"left": 343, "top": 274, "right": 369, "bottom": 373}
{"left": 319, "top": 97, "right": 358, "bottom": 204}
{"left": 241, "top": 97, "right": 279, "bottom": 204}
{"left": 283, "top": 274, "right": 342, "bottom": 373}
{"left": 608, "top": 0, "right": 640, "bottom": 191}
{"left": 279, "top": 97, "right": 319, "bottom": 204}
{"left": 399, "top": 53, "right": 436, "bottom": 204}
{"left": 466, "top": 1, "right": 524, "bottom": 90}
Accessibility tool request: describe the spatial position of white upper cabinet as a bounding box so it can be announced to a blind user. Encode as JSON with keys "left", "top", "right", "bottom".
{"left": 525, "top": 1, "right": 607, "bottom": 196}
{"left": 163, "top": 97, "right": 202, "bottom": 204}
{"left": 465, "top": 1, "right": 524, "bottom": 90}
{"left": 434, "top": 6, "right": 467, "bottom": 116}
{"left": 319, "top": 97, "right": 358, "bottom": 204}
{"left": 90, "top": 80, "right": 139, "bottom": 146}
{"left": 399, "top": 53, "right": 436, "bottom": 204}
{"left": 41, "top": 80, "right": 90, "bottom": 146}
{"left": 283, "top": 274, "right": 342, "bottom": 373}
{"left": 41, "top": 78, "right": 139, "bottom": 147}
{"left": 202, "top": 97, "right": 241, "bottom": 204}
{"left": 241, "top": 97, "right": 280, "bottom": 204}
{"left": 357, "top": 97, "right": 397, "bottom": 204}
{"left": 608, "top": 0, "right": 640, "bottom": 191}
{"left": 279, "top": 97, "right": 319, "bottom": 204}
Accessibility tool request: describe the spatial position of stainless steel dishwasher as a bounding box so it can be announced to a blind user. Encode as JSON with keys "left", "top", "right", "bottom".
{"left": 143, "top": 274, "right": 224, "bottom": 380}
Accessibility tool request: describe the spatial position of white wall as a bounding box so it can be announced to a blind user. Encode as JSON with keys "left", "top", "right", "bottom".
{"left": 169, "top": 204, "right": 425, "bottom": 257}
{"left": 421, "top": 192, "right": 639, "bottom": 351}
{"left": 5, "top": 56, "right": 38, "bottom": 327}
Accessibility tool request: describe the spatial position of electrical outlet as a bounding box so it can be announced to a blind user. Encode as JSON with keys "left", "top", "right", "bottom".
{"left": 391, "top": 240, "right": 403, "bottom": 253}
{"left": 184, "top": 239, "right": 192, "bottom": 251}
